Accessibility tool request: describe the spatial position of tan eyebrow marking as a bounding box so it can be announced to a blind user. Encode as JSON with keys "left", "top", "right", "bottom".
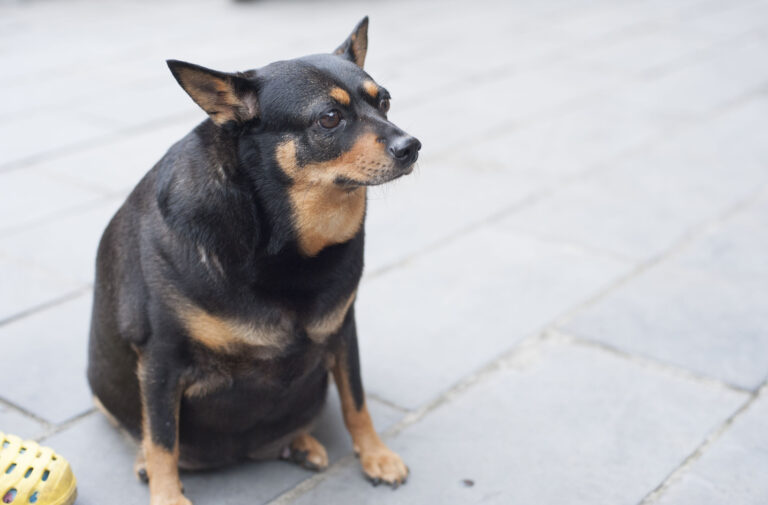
{"left": 329, "top": 87, "right": 351, "bottom": 105}
{"left": 362, "top": 80, "right": 379, "bottom": 98}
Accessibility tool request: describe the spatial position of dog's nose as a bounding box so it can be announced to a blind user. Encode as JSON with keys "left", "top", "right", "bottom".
{"left": 388, "top": 136, "right": 421, "bottom": 165}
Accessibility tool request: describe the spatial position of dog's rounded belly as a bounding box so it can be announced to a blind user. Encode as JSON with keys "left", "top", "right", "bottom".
{"left": 177, "top": 361, "right": 330, "bottom": 469}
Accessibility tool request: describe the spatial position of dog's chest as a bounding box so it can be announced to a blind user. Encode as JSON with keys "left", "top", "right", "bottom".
{"left": 180, "top": 295, "right": 351, "bottom": 399}
{"left": 174, "top": 276, "right": 356, "bottom": 400}
{"left": 176, "top": 292, "right": 355, "bottom": 359}
{"left": 182, "top": 336, "right": 331, "bottom": 400}
{"left": 178, "top": 290, "right": 355, "bottom": 357}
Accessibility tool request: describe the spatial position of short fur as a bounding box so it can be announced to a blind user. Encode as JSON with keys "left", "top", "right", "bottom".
{"left": 87, "top": 17, "right": 420, "bottom": 505}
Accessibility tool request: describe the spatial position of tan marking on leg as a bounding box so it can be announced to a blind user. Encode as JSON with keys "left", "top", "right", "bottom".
{"left": 288, "top": 432, "right": 329, "bottom": 470}
{"left": 333, "top": 356, "right": 408, "bottom": 485}
{"left": 306, "top": 290, "right": 356, "bottom": 342}
{"left": 143, "top": 440, "right": 190, "bottom": 505}
{"left": 138, "top": 360, "right": 190, "bottom": 505}
{"left": 329, "top": 87, "right": 351, "bottom": 106}
{"left": 362, "top": 80, "right": 379, "bottom": 98}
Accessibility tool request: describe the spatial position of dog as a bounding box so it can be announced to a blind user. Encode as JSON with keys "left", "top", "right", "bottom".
{"left": 86, "top": 17, "right": 420, "bottom": 505}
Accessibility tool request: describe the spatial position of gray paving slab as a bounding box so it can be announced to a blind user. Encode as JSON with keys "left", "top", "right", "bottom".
{"left": 571, "top": 1, "right": 768, "bottom": 77}
{"left": 615, "top": 31, "right": 768, "bottom": 124}
{"left": 0, "top": 402, "right": 46, "bottom": 440}
{"left": 357, "top": 225, "right": 630, "bottom": 410}
{"left": 573, "top": 27, "right": 723, "bottom": 77}
{"left": 284, "top": 342, "right": 746, "bottom": 505}
{"left": 674, "top": 197, "right": 768, "bottom": 283}
{"left": 0, "top": 112, "right": 110, "bottom": 169}
{"left": 363, "top": 154, "right": 551, "bottom": 275}
{"left": 0, "top": 198, "right": 123, "bottom": 284}
{"left": 36, "top": 121, "right": 194, "bottom": 195}
{"left": 687, "top": 0, "right": 768, "bottom": 38}
{"left": 498, "top": 95, "right": 768, "bottom": 260}
{"left": 452, "top": 91, "right": 660, "bottom": 182}
{"left": 656, "top": 391, "right": 768, "bottom": 505}
{"left": 75, "top": 83, "right": 198, "bottom": 130}
{"left": 43, "top": 390, "right": 403, "bottom": 505}
{"left": 394, "top": 61, "right": 612, "bottom": 157}
{"left": 368, "top": 9, "right": 599, "bottom": 106}
{"left": 364, "top": 67, "right": 660, "bottom": 276}
{"left": 0, "top": 254, "right": 83, "bottom": 324}
{"left": 564, "top": 196, "right": 768, "bottom": 390}
{"left": 0, "top": 62, "right": 155, "bottom": 121}
{"left": 0, "top": 293, "right": 93, "bottom": 424}
{"left": 533, "top": 1, "right": 649, "bottom": 41}
{"left": 0, "top": 169, "right": 102, "bottom": 233}
{"left": 42, "top": 414, "right": 145, "bottom": 505}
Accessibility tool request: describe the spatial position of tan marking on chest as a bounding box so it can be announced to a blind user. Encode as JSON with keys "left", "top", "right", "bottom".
{"left": 178, "top": 302, "right": 291, "bottom": 356}
{"left": 306, "top": 291, "right": 356, "bottom": 343}
{"left": 183, "top": 373, "right": 234, "bottom": 399}
{"left": 276, "top": 139, "right": 373, "bottom": 257}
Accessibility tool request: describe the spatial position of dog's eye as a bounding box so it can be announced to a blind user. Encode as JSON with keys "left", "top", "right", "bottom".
{"left": 379, "top": 98, "right": 390, "bottom": 114}
{"left": 319, "top": 110, "right": 342, "bottom": 129}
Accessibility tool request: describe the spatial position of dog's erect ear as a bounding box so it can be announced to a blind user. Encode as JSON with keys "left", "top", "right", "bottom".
{"left": 333, "top": 17, "right": 369, "bottom": 69}
{"left": 167, "top": 60, "right": 258, "bottom": 126}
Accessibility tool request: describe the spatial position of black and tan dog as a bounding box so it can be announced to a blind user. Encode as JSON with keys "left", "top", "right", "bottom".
{"left": 87, "top": 17, "right": 420, "bottom": 505}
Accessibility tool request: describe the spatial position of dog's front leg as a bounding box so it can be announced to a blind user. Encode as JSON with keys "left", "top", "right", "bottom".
{"left": 332, "top": 308, "right": 409, "bottom": 487}
{"left": 137, "top": 354, "right": 190, "bottom": 505}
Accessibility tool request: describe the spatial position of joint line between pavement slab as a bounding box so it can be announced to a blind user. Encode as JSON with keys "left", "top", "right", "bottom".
{"left": 551, "top": 182, "right": 768, "bottom": 331}
{"left": 365, "top": 393, "right": 410, "bottom": 414}
{"left": 0, "top": 286, "right": 92, "bottom": 328}
{"left": 637, "top": 380, "right": 767, "bottom": 505}
{"left": 550, "top": 330, "right": 752, "bottom": 395}
{"left": 38, "top": 409, "right": 98, "bottom": 444}
{"left": 0, "top": 396, "right": 54, "bottom": 435}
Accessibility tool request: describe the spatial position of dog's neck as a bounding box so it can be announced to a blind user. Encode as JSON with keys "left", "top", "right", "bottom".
{"left": 288, "top": 183, "right": 367, "bottom": 257}
{"left": 235, "top": 131, "right": 368, "bottom": 258}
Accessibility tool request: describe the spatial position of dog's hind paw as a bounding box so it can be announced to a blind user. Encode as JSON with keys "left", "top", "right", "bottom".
{"left": 282, "top": 433, "right": 329, "bottom": 471}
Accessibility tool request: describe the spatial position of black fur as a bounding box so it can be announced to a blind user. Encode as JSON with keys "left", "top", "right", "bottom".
{"left": 87, "top": 18, "right": 420, "bottom": 472}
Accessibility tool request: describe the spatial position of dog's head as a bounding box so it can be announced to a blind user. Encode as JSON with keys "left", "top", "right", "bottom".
{"left": 167, "top": 17, "right": 420, "bottom": 189}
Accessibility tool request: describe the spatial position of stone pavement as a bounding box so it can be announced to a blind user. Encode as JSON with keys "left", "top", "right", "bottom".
{"left": 1, "top": 0, "right": 767, "bottom": 503}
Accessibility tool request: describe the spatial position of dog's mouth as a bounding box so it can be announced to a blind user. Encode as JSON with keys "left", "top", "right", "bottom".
{"left": 334, "top": 163, "right": 415, "bottom": 188}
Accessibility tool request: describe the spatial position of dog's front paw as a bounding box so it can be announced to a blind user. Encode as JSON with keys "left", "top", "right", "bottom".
{"left": 359, "top": 444, "right": 409, "bottom": 488}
